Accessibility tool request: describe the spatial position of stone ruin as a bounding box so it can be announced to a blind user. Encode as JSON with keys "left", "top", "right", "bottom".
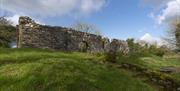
{"left": 17, "top": 16, "right": 129, "bottom": 54}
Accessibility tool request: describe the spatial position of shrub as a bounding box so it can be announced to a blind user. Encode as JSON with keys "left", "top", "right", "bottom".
{"left": 149, "top": 45, "right": 167, "bottom": 57}
{"left": 154, "top": 48, "right": 166, "bottom": 57}
{"left": 104, "top": 50, "right": 128, "bottom": 63}
{"left": 0, "top": 25, "right": 16, "bottom": 48}
{"left": 105, "top": 51, "right": 118, "bottom": 63}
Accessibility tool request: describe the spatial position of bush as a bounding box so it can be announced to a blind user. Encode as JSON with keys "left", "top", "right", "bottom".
{"left": 105, "top": 51, "right": 117, "bottom": 63}
{"left": 149, "top": 45, "right": 167, "bottom": 57}
{"left": 0, "top": 25, "right": 16, "bottom": 48}
{"left": 104, "top": 50, "right": 128, "bottom": 63}
{"left": 126, "top": 38, "right": 168, "bottom": 57}
{"left": 126, "top": 38, "right": 150, "bottom": 57}
{"left": 154, "top": 48, "right": 166, "bottom": 57}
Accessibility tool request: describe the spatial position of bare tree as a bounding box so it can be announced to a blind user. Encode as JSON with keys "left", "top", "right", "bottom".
{"left": 165, "top": 17, "right": 180, "bottom": 51}
{"left": 71, "top": 21, "right": 102, "bottom": 36}
{"left": 0, "top": 16, "right": 12, "bottom": 26}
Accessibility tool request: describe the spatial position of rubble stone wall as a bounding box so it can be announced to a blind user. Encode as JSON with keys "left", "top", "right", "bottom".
{"left": 17, "top": 16, "right": 129, "bottom": 53}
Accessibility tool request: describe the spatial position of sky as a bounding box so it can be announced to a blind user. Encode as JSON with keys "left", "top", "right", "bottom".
{"left": 0, "top": 0, "right": 180, "bottom": 44}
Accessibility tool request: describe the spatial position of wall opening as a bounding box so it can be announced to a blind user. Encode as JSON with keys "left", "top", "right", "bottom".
{"left": 79, "top": 41, "right": 89, "bottom": 52}
{"left": 102, "top": 41, "right": 105, "bottom": 49}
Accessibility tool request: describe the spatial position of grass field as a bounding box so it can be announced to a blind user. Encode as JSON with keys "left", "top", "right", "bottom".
{"left": 118, "top": 54, "right": 180, "bottom": 81}
{"left": 0, "top": 48, "right": 156, "bottom": 91}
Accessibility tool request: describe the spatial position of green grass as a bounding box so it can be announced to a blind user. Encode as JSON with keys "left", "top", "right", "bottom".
{"left": 118, "top": 54, "right": 180, "bottom": 80}
{"left": 0, "top": 48, "right": 155, "bottom": 91}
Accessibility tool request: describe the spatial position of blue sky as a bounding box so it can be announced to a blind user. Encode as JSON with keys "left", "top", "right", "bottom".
{"left": 34, "top": 0, "right": 166, "bottom": 40}
{"left": 1, "top": 0, "right": 180, "bottom": 42}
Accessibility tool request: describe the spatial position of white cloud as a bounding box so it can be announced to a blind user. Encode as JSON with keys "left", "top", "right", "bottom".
{"left": 148, "top": 12, "right": 155, "bottom": 19}
{"left": 5, "top": 15, "right": 44, "bottom": 26}
{"left": 2, "top": 0, "right": 107, "bottom": 17}
{"left": 155, "top": 0, "right": 180, "bottom": 24}
{"left": 140, "top": 33, "right": 157, "bottom": 44}
{"left": 140, "top": 0, "right": 170, "bottom": 7}
{"left": 6, "top": 15, "right": 20, "bottom": 26}
{"left": 80, "top": 0, "right": 105, "bottom": 15}
{"left": 139, "top": 33, "right": 168, "bottom": 46}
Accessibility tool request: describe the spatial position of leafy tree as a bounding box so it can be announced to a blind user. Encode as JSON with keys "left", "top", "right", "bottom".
{"left": 149, "top": 44, "right": 169, "bottom": 57}
{"left": 126, "top": 38, "right": 147, "bottom": 55}
{"left": 126, "top": 38, "right": 166, "bottom": 57}
{"left": 175, "top": 23, "right": 180, "bottom": 51}
{"left": 0, "top": 17, "right": 16, "bottom": 48}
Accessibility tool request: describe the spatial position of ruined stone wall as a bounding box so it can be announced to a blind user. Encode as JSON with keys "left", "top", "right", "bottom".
{"left": 17, "top": 16, "right": 129, "bottom": 53}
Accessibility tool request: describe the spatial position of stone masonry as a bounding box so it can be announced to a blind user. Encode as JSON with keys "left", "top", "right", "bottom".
{"left": 17, "top": 16, "right": 129, "bottom": 53}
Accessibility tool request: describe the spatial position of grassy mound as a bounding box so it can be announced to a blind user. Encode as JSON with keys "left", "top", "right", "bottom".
{"left": 0, "top": 48, "right": 155, "bottom": 91}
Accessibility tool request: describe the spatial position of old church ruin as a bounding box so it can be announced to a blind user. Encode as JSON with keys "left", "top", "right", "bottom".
{"left": 17, "top": 16, "right": 129, "bottom": 53}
